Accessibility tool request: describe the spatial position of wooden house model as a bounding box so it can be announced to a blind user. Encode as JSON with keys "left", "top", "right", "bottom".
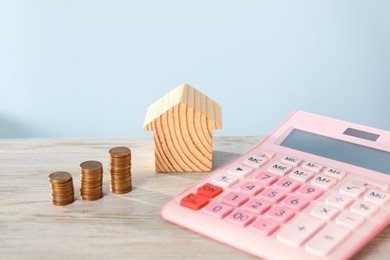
{"left": 143, "top": 83, "right": 222, "bottom": 172}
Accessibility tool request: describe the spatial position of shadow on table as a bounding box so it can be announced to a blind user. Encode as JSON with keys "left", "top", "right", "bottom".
{"left": 212, "top": 150, "right": 241, "bottom": 170}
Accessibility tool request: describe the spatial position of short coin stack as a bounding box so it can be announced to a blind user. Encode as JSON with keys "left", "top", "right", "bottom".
{"left": 48, "top": 171, "right": 74, "bottom": 206}
{"left": 80, "top": 160, "right": 103, "bottom": 200}
{"left": 109, "top": 147, "right": 132, "bottom": 194}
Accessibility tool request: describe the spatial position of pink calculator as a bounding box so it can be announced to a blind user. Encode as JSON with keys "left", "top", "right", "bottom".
{"left": 161, "top": 110, "right": 390, "bottom": 259}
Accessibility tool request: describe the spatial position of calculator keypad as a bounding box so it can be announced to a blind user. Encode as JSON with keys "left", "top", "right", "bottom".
{"left": 179, "top": 150, "right": 390, "bottom": 258}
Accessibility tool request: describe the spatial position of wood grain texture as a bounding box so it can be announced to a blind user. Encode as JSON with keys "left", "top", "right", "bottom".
{"left": 0, "top": 137, "right": 388, "bottom": 260}
{"left": 144, "top": 83, "right": 222, "bottom": 172}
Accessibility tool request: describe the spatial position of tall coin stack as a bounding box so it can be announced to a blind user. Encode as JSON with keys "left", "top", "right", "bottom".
{"left": 80, "top": 160, "right": 104, "bottom": 200}
{"left": 48, "top": 171, "right": 74, "bottom": 206}
{"left": 109, "top": 147, "right": 132, "bottom": 194}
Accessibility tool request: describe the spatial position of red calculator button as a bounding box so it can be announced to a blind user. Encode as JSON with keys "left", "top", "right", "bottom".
{"left": 197, "top": 183, "right": 223, "bottom": 198}
{"left": 180, "top": 193, "right": 209, "bottom": 210}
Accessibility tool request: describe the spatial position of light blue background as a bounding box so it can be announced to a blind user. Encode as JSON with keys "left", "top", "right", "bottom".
{"left": 1, "top": 0, "right": 390, "bottom": 138}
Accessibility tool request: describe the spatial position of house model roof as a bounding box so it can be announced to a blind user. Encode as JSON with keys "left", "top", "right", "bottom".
{"left": 143, "top": 83, "right": 222, "bottom": 130}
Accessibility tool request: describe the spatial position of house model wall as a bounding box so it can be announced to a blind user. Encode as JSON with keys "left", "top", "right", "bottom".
{"left": 144, "top": 83, "right": 222, "bottom": 172}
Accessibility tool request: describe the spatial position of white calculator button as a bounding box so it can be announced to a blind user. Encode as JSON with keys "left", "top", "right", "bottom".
{"left": 357, "top": 178, "right": 389, "bottom": 191}
{"left": 228, "top": 164, "right": 253, "bottom": 178}
{"left": 213, "top": 174, "right": 238, "bottom": 188}
{"left": 350, "top": 200, "right": 379, "bottom": 217}
{"left": 243, "top": 155, "right": 267, "bottom": 168}
{"left": 267, "top": 163, "right": 292, "bottom": 176}
{"left": 310, "top": 204, "right": 339, "bottom": 221}
{"left": 323, "top": 168, "right": 346, "bottom": 180}
{"left": 288, "top": 168, "right": 314, "bottom": 183}
{"left": 277, "top": 215, "right": 325, "bottom": 247}
{"left": 336, "top": 212, "right": 365, "bottom": 229}
{"left": 339, "top": 182, "right": 366, "bottom": 198}
{"left": 325, "top": 194, "right": 354, "bottom": 209}
{"left": 302, "top": 162, "right": 323, "bottom": 173}
{"left": 363, "top": 189, "right": 390, "bottom": 205}
{"left": 259, "top": 150, "right": 275, "bottom": 159}
{"left": 281, "top": 156, "right": 302, "bottom": 167}
{"left": 305, "top": 223, "right": 351, "bottom": 257}
{"left": 310, "top": 174, "right": 337, "bottom": 190}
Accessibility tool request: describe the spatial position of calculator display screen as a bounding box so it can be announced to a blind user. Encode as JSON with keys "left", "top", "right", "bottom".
{"left": 280, "top": 129, "right": 390, "bottom": 174}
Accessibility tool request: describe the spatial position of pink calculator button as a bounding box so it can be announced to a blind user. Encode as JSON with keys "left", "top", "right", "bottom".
{"left": 222, "top": 192, "right": 249, "bottom": 207}
{"left": 227, "top": 210, "right": 256, "bottom": 227}
{"left": 282, "top": 195, "right": 310, "bottom": 211}
{"left": 254, "top": 172, "right": 278, "bottom": 185}
{"left": 244, "top": 198, "right": 271, "bottom": 215}
{"left": 203, "top": 201, "right": 233, "bottom": 219}
{"left": 250, "top": 218, "right": 279, "bottom": 236}
{"left": 297, "top": 185, "right": 324, "bottom": 200}
{"left": 238, "top": 181, "right": 264, "bottom": 196}
{"left": 260, "top": 188, "right": 286, "bottom": 203}
{"left": 267, "top": 206, "right": 295, "bottom": 223}
{"left": 274, "top": 178, "right": 301, "bottom": 193}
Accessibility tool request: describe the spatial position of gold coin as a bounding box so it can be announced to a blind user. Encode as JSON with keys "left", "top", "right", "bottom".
{"left": 80, "top": 175, "right": 103, "bottom": 181}
{"left": 111, "top": 187, "right": 131, "bottom": 193}
{"left": 110, "top": 182, "right": 131, "bottom": 188}
{"left": 109, "top": 159, "right": 131, "bottom": 165}
{"left": 51, "top": 189, "right": 74, "bottom": 196}
{"left": 50, "top": 178, "right": 73, "bottom": 184}
{"left": 80, "top": 186, "right": 103, "bottom": 192}
{"left": 80, "top": 193, "right": 103, "bottom": 201}
{"left": 110, "top": 178, "right": 131, "bottom": 184}
{"left": 110, "top": 171, "right": 130, "bottom": 176}
{"left": 80, "top": 176, "right": 103, "bottom": 182}
{"left": 80, "top": 160, "right": 103, "bottom": 171}
{"left": 49, "top": 172, "right": 73, "bottom": 183}
{"left": 52, "top": 194, "right": 74, "bottom": 201}
{"left": 52, "top": 199, "right": 74, "bottom": 206}
{"left": 80, "top": 179, "right": 102, "bottom": 185}
{"left": 109, "top": 169, "right": 131, "bottom": 175}
{"left": 109, "top": 147, "right": 131, "bottom": 158}
{"left": 110, "top": 178, "right": 129, "bottom": 182}
{"left": 81, "top": 167, "right": 103, "bottom": 173}
{"left": 111, "top": 187, "right": 132, "bottom": 194}
{"left": 51, "top": 188, "right": 74, "bottom": 193}
{"left": 109, "top": 165, "right": 131, "bottom": 171}
{"left": 80, "top": 192, "right": 103, "bottom": 198}
{"left": 109, "top": 154, "right": 131, "bottom": 160}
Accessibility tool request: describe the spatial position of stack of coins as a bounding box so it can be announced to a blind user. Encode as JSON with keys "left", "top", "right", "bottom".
{"left": 48, "top": 171, "right": 74, "bottom": 206}
{"left": 109, "top": 147, "right": 132, "bottom": 194}
{"left": 80, "top": 160, "right": 103, "bottom": 200}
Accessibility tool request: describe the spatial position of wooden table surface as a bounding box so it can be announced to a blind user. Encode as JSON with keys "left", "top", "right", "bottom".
{"left": 0, "top": 136, "right": 389, "bottom": 260}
